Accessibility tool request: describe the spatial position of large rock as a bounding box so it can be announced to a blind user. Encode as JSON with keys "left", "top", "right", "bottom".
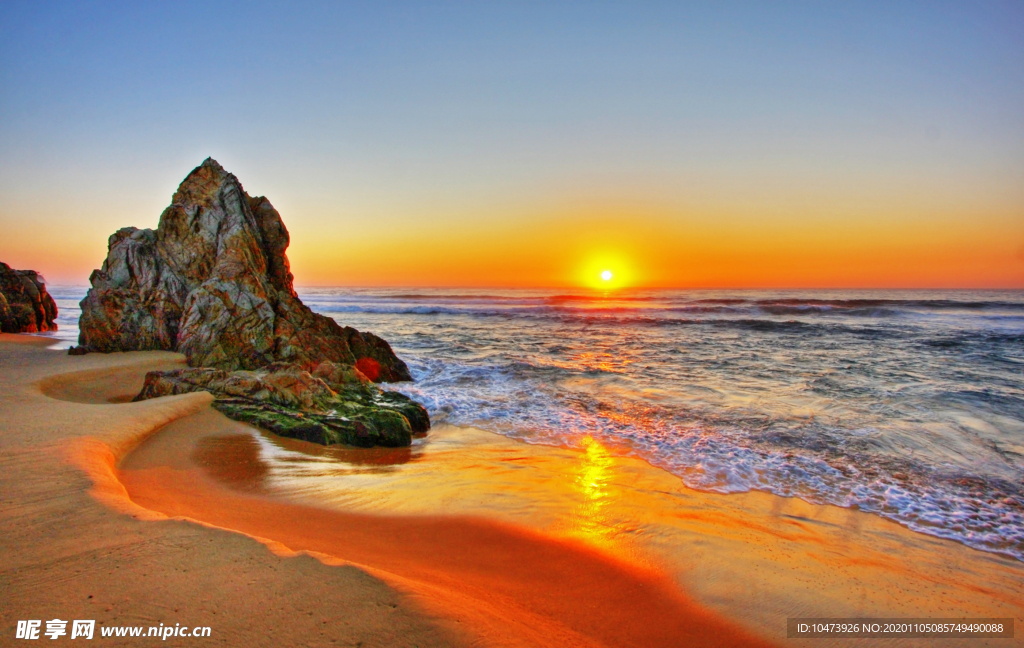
{"left": 77, "top": 158, "right": 411, "bottom": 381}
{"left": 134, "top": 362, "right": 429, "bottom": 448}
{"left": 0, "top": 262, "right": 58, "bottom": 334}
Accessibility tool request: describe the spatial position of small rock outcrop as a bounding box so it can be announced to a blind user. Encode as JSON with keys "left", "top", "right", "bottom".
{"left": 77, "top": 158, "right": 411, "bottom": 381}
{"left": 0, "top": 262, "right": 58, "bottom": 333}
{"left": 135, "top": 362, "right": 429, "bottom": 448}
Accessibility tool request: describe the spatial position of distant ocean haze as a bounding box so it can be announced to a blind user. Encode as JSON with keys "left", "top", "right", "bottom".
{"left": 44, "top": 286, "right": 1024, "bottom": 560}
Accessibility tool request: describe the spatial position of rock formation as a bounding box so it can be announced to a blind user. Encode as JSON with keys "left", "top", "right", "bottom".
{"left": 0, "top": 262, "right": 58, "bottom": 334}
{"left": 135, "top": 361, "right": 429, "bottom": 448}
{"left": 77, "top": 158, "right": 410, "bottom": 381}
{"left": 79, "top": 158, "right": 428, "bottom": 447}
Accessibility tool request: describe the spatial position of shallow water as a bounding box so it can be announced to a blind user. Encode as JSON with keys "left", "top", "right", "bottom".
{"left": 50, "top": 286, "right": 1024, "bottom": 560}
{"left": 181, "top": 423, "right": 1024, "bottom": 644}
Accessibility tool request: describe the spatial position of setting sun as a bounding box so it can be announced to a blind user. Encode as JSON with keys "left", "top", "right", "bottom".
{"left": 578, "top": 252, "right": 634, "bottom": 289}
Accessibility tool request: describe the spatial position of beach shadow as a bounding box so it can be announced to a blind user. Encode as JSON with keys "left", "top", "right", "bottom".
{"left": 260, "top": 431, "right": 419, "bottom": 467}
{"left": 38, "top": 361, "right": 184, "bottom": 404}
{"left": 193, "top": 434, "right": 270, "bottom": 491}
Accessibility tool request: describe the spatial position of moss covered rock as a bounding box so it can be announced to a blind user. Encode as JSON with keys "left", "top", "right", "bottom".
{"left": 134, "top": 361, "right": 429, "bottom": 448}
{"left": 213, "top": 399, "right": 413, "bottom": 448}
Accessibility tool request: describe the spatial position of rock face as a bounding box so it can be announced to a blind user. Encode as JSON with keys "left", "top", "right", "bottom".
{"left": 79, "top": 158, "right": 428, "bottom": 447}
{"left": 135, "top": 361, "right": 429, "bottom": 448}
{"left": 0, "top": 262, "right": 58, "bottom": 334}
{"left": 77, "top": 158, "right": 411, "bottom": 381}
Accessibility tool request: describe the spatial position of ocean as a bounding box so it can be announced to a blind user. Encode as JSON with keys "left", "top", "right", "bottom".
{"left": 45, "top": 286, "right": 1024, "bottom": 561}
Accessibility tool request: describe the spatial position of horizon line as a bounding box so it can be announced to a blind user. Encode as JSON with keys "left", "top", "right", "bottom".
{"left": 40, "top": 282, "right": 1024, "bottom": 292}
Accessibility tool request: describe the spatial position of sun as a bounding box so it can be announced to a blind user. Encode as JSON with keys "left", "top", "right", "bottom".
{"left": 579, "top": 255, "right": 630, "bottom": 289}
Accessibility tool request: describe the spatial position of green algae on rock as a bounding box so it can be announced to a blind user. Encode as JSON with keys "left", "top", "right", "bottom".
{"left": 135, "top": 362, "right": 430, "bottom": 448}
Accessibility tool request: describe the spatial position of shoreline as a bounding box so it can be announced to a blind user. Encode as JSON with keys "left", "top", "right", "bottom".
{"left": 38, "top": 286, "right": 1024, "bottom": 563}
{"left": 0, "top": 336, "right": 774, "bottom": 647}
{"left": 2, "top": 335, "right": 1022, "bottom": 646}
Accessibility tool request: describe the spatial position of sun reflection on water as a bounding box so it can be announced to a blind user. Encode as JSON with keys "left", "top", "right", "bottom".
{"left": 562, "top": 435, "right": 620, "bottom": 550}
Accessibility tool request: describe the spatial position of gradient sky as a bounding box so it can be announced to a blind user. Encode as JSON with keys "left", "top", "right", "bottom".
{"left": 1, "top": 1, "right": 1022, "bottom": 288}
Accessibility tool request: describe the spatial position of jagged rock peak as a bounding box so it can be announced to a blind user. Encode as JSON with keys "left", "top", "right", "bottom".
{"left": 0, "top": 262, "right": 58, "bottom": 334}
{"left": 76, "top": 159, "right": 411, "bottom": 381}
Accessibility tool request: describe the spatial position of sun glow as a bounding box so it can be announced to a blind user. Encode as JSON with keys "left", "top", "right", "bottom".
{"left": 578, "top": 252, "right": 635, "bottom": 289}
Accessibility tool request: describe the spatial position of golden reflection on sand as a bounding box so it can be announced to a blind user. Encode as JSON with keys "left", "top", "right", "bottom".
{"left": 561, "top": 436, "right": 618, "bottom": 551}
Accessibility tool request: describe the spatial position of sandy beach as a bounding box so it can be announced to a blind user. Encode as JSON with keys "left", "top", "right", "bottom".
{"left": 2, "top": 334, "right": 1022, "bottom": 646}
{"left": 1, "top": 335, "right": 774, "bottom": 647}
{"left": 0, "top": 335, "right": 463, "bottom": 647}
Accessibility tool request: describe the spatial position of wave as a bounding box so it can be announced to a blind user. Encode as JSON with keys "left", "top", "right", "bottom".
{"left": 304, "top": 292, "right": 1024, "bottom": 322}
{"left": 688, "top": 297, "right": 1024, "bottom": 311}
{"left": 544, "top": 294, "right": 665, "bottom": 303}
{"left": 318, "top": 304, "right": 897, "bottom": 337}
{"left": 317, "top": 305, "right": 476, "bottom": 316}
{"left": 394, "top": 354, "right": 1024, "bottom": 561}
{"left": 759, "top": 298, "right": 1024, "bottom": 310}
{"left": 374, "top": 293, "right": 551, "bottom": 302}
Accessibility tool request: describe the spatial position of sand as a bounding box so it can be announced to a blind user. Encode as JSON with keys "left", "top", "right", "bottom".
{"left": 0, "top": 335, "right": 464, "bottom": 647}
{"left": 2, "top": 334, "right": 1021, "bottom": 647}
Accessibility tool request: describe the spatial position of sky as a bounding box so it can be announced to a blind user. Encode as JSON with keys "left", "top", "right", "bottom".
{"left": 1, "top": 1, "right": 1022, "bottom": 289}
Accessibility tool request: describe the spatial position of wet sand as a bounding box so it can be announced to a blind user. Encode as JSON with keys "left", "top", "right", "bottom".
{"left": 121, "top": 414, "right": 1024, "bottom": 648}
{"left": 188, "top": 424, "right": 1024, "bottom": 644}
{"left": 1, "top": 336, "right": 775, "bottom": 647}
{"left": 118, "top": 408, "right": 776, "bottom": 648}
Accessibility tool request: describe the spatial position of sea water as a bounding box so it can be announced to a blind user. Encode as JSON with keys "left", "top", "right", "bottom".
{"left": 46, "top": 287, "right": 1024, "bottom": 560}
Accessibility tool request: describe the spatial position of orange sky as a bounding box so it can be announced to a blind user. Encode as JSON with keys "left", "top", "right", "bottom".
{"left": 2, "top": 181, "right": 1022, "bottom": 289}
{"left": 279, "top": 192, "right": 1024, "bottom": 290}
